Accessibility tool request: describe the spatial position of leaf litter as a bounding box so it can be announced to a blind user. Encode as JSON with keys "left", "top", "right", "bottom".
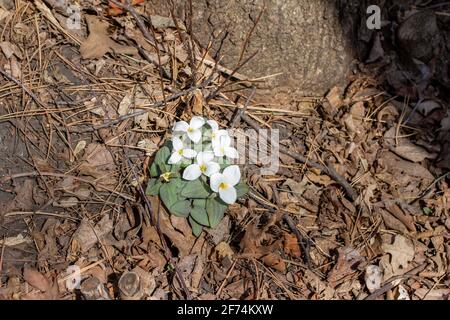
{"left": 0, "top": 0, "right": 448, "bottom": 300}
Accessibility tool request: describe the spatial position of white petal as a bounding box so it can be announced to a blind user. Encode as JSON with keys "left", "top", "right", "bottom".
{"left": 223, "top": 165, "right": 241, "bottom": 186}
{"left": 190, "top": 116, "right": 205, "bottom": 129}
{"left": 218, "top": 134, "right": 231, "bottom": 147}
{"left": 225, "top": 147, "right": 239, "bottom": 159}
{"left": 204, "top": 162, "right": 220, "bottom": 177}
{"left": 213, "top": 146, "right": 225, "bottom": 157}
{"left": 206, "top": 119, "right": 218, "bottom": 131}
{"left": 172, "top": 136, "right": 183, "bottom": 151}
{"left": 173, "top": 121, "right": 189, "bottom": 133}
{"left": 219, "top": 186, "right": 237, "bottom": 204}
{"left": 187, "top": 129, "right": 202, "bottom": 143}
{"left": 216, "top": 129, "right": 228, "bottom": 137}
{"left": 183, "top": 164, "right": 202, "bottom": 180}
{"left": 210, "top": 173, "right": 224, "bottom": 192}
{"left": 182, "top": 148, "right": 197, "bottom": 158}
{"left": 168, "top": 152, "right": 182, "bottom": 164}
{"left": 212, "top": 129, "right": 229, "bottom": 146}
{"left": 201, "top": 151, "right": 215, "bottom": 163}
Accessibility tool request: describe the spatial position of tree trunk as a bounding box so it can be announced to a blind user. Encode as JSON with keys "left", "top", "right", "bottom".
{"left": 149, "top": 0, "right": 365, "bottom": 97}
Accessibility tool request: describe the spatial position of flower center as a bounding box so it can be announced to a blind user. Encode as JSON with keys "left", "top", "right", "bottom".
{"left": 219, "top": 182, "right": 229, "bottom": 190}
{"left": 160, "top": 172, "right": 172, "bottom": 182}
{"left": 178, "top": 149, "right": 183, "bottom": 155}
{"left": 220, "top": 147, "right": 225, "bottom": 153}
{"left": 200, "top": 164, "right": 207, "bottom": 172}
{"left": 187, "top": 127, "right": 194, "bottom": 133}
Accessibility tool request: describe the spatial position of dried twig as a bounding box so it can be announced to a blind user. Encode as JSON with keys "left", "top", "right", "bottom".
{"left": 230, "top": 86, "right": 256, "bottom": 128}
{"left": 240, "top": 113, "right": 359, "bottom": 201}
{"left": 364, "top": 263, "right": 427, "bottom": 300}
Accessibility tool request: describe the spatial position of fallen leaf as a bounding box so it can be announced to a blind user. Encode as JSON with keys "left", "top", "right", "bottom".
{"left": 381, "top": 235, "right": 415, "bottom": 274}
{"left": 384, "top": 127, "right": 436, "bottom": 162}
{"left": 80, "top": 15, "right": 137, "bottom": 59}
{"left": 364, "top": 264, "right": 382, "bottom": 293}
{"left": 215, "top": 242, "right": 234, "bottom": 259}
{"left": 23, "top": 265, "right": 51, "bottom": 292}
{"left": 327, "top": 247, "right": 363, "bottom": 288}
{"left": 190, "top": 89, "right": 203, "bottom": 115}
{"left": 118, "top": 93, "right": 132, "bottom": 116}
{"left": 0, "top": 234, "right": 32, "bottom": 246}
{"left": 78, "top": 143, "right": 118, "bottom": 189}
{"left": 282, "top": 232, "right": 301, "bottom": 258}
{"left": 71, "top": 216, "right": 113, "bottom": 253}
{"left": 414, "top": 288, "right": 450, "bottom": 300}
{"left": 262, "top": 253, "right": 286, "bottom": 272}
{"left": 73, "top": 140, "right": 86, "bottom": 157}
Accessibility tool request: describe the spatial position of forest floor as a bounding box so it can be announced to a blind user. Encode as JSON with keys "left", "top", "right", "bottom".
{"left": 0, "top": 0, "right": 449, "bottom": 300}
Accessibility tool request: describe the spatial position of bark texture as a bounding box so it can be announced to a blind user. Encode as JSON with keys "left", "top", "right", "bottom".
{"left": 149, "top": 0, "right": 357, "bottom": 97}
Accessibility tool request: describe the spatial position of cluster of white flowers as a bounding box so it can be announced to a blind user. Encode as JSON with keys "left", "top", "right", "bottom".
{"left": 168, "top": 116, "right": 241, "bottom": 204}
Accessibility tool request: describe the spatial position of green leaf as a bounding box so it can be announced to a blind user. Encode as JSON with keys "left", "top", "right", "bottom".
{"left": 146, "top": 178, "right": 161, "bottom": 196}
{"left": 180, "top": 179, "right": 212, "bottom": 198}
{"left": 159, "top": 181, "right": 179, "bottom": 209}
{"left": 422, "top": 207, "right": 433, "bottom": 216}
{"left": 170, "top": 200, "right": 191, "bottom": 218}
{"left": 155, "top": 146, "right": 171, "bottom": 172}
{"left": 149, "top": 162, "right": 159, "bottom": 177}
{"left": 235, "top": 182, "right": 249, "bottom": 198}
{"left": 206, "top": 197, "right": 228, "bottom": 228}
{"left": 190, "top": 199, "right": 210, "bottom": 226}
{"left": 219, "top": 159, "right": 231, "bottom": 169}
{"left": 189, "top": 216, "right": 203, "bottom": 237}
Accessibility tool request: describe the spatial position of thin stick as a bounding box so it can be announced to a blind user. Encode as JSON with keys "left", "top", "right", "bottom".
{"left": 77, "top": 79, "right": 212, "bottom": 133}
{"left": 1, "top": 171, "right": 134, "bottom": 201}
{"left": 364, "top": 263, "right": 427, "bottom": 300}
{"left": 230, "top": 86, "right": 256, "bottom": 128}
{"left": 240, "top": 113, "right": 359, "bottom": 201}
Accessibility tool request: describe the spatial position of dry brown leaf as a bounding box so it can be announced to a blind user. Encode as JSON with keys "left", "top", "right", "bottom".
{"left": 327, "top": 247, "right": 363, "bottom": 288}
{"left": 306, "top": 172, "right": 332, "bottom": 186}
{"left": 23, "top": 265, "right": 51, "bottom": 292}
{"left": 262, "top": 253, "right": 286, "bottom": 272}
{"left": 379, "top": 209, "right": 409, "bottom": 234}
{"left": 282, "top": 232, "right": 301, "bottom": 258}
{"left": 149, "top": 197, "right": 194, "bottom": 256}
{"left": 71, "top": 216, "right": 113, "bottom": 253}
{"left": 80, "top": 15, "right": 137, "bottom": 59}
{"left": 414, "top": 288, "right": 450, "bottom": 300}
{"left": 78, "top": 143, "right": 118, "bottom": 189}
{"left": 190, "top": 89, "right": 203, "bottom": 115}
{"left": 118, "top": 93, "right": 132, "bottom": 116}
{"left": 384, "top": 127, "right": 436, "bottom": 162}
{"left": 131, "top": 266, "right": 156, "bottom": 297}
{"left": 215, "top": 242, "right": 234, "bottom": 260}
{"left": 381, "top": 235, "right": 415, "bottom": 274}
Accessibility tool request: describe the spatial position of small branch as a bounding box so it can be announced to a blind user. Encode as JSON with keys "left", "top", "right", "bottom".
{"left": 283, "top": 214, "right": 312, "bottom": 269}
{"left": 240, "top": 113, "right": 359, "bottom": 201}
{"left": 230, "top": 86, "right": 256, "bottom": 128}
{"left": 78, "top": 78, "right": 212, "bottom": 133}
{"left": 364, "top": 263, "right": 427, "bottom": 300}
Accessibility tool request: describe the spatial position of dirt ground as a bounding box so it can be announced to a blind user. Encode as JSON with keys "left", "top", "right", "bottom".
{"left": 0, "top": 1, "right": 449, "bottom": 300}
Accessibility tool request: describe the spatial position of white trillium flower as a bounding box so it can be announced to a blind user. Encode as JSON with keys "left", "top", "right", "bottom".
{"left": 173, "top": 116, "right": 205, "bottom": 143}
{"left": 210, "top": 165, "right": 241, "bottom": 204}
{"left": 213, "top": 134, "right": 239, "bottom": 159}
{"left": 183, "top": 151, "right": 220, "bottom": 180}
{"left": 168, "top": 136, "right": 197, "bottom": 164}
{"left": 207, "top": 120, "right": 229, "bottom": 146}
